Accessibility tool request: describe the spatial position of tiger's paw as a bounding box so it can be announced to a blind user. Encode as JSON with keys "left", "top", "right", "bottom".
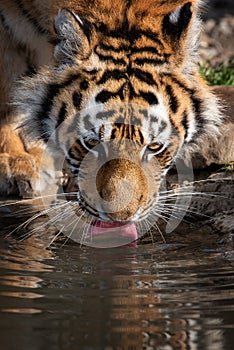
{"left": 0, "top": 150, "right": 55, "bottom": 198}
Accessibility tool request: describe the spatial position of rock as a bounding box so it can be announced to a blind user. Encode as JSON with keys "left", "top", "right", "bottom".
{"left": 211, "top": 209, "right": 234, "bottom": 235}
{"left": 167, "top": 85, "right": 234, "bottom": 236}
{"left": 191, "top": 174, "right": 234, "bottom": 214}
{"left": 163, "top": 171, "right": 234, "bottom": 238}
{"left": 191, "top": 85, "right": 234, "bottom": 169}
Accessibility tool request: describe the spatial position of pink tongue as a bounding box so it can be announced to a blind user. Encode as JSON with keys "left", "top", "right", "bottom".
{"left": 90, "top": 220, "right": 138, "bottom": 241}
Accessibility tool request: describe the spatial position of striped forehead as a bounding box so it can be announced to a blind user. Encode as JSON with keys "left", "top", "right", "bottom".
{"left": 109, "top": 123, "right": 145, "bottom": 144}
{"left": 79, "top": 103, "right": 142, "bottom": 127}
{"left": 78, "top": 101, "right": 170, "bottom": 143}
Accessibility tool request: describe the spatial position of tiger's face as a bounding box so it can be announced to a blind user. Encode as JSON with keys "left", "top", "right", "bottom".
{"left": 17, "top": 0, "right": 221, "bottom": 241}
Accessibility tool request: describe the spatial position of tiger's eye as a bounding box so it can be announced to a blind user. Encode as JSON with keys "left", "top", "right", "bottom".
{"left": 146, "top": 143, "right": 164, "bottom": 154}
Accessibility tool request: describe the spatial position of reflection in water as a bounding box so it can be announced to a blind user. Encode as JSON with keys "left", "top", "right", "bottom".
{"left": 0, "top": 203, "right": 234, "bottom": 349}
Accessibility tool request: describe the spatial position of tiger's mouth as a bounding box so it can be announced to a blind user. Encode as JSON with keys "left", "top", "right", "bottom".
{"left": 89, "top": 220, "right": 138, "bottom": 243}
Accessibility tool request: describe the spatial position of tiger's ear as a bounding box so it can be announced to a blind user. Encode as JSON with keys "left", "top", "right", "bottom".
{"left": 162, "top": 2, "right": 193, "bottom": 42}
{"left": 54, "top": 8, "right": 93, "bottom": 64}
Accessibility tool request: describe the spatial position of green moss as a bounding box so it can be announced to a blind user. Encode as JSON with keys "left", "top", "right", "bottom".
{"left": 200, "top": 61, "right": 234, "bottom": 86}
{"left": 219, "top": 162, "right": 234, "bottom": 173}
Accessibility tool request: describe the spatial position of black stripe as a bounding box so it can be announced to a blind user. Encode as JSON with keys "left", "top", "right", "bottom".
{"left": 94, "top": 46, "right": 126, "bottom": 65}
{"left": 121, "top": 125, "right": 126, "bottom": 138}
{"left": 110, "top": 124, "right": 144, "bottom": 143}
{"left": 131, "top": 68, "right": 157, "bottom": 86}
{"left": 97, "top": 22, "right": 163, "bottom": 47}
{"left": 57, "top": 102, "right": 67, "bottom": 127}
{"left": 95, "top": 52, "right": 126, "bottom": 66}
{"left": 97, "top": 44, "right": 167, "bottom": 58}
{"left": 134, "top": 58, "right": 167, "bottom": 66}
{"left": 24, "top": 61, "right": 37, "bottom": 78}
{"left": 96, "top": 83, "right": 160, "bottom": 104}
{"left": 182, "top": 111, "right": 189, "bottom": 140}
{"left": 111, "top": 128, "right": 117, "bottom": 139}
{"left": 66, "top": 155, "right": 79, "bottom": 166}
{"left": 156, "top": 150, "right": 173, "bottom": 166}
{"left": 16, "top": 0, "right": 50, "bottom": 36}
{"left": 132, "top": 46, "right": 160, "bottom": 55}
{"left": 97, "top": 44, "right": 168, "bottom": 63}
{"left": 99, "top": 43, "right": 130, "bottom": 53}
{"left": 166, "top": 84, "right": 179, "bottom": 113}
{"left": 150, "top": 115, "right": 159, "bottom": 123}
{"left": 191, "top": 96, "right": 205, "bottom": 129}
{"left": 41, "top": 75, "right": 79, "bottom": 117}
{"left": 97, "top": 67, "right": 157, "bottom": 86}
{"left": 139, "top": 30, "right": 164, "bottom": 47}
{"left": 162, "top": 74, "right": 194, "bottom": 95}
{"left": 96, "top": 110, "right": 115, "bottom": 120}
{"left": 96, "top": 82, "right": 127, "bottom": 103}
{"left": 37, "top": 74, "right": 80, "bottom": 141}
{"left": 114, "top": 116, "right": 125, "bottom": 124}
{"left": 68, "top": 143, "right": 86, "bottom": 162}
{"left": 97, "top": 70, "right": 127, "bottom": 85}
{"left": 96, "top": 90, "right": 117, "bottom": 104}
{"left": 80, "top": 80, "right": 89, "bottom": 90}
{"left": 126, "top": 0, "right": 133, "bottom": 8}
{"left": 73, "top": 91, "right": 82, "bottom": 109}
{"left": 73, "top": 141, "right": 87, "bottom": 155}
{"left": 135, "top": 127, "right": 145, "bottom": 144}
{"left": 192, "top": 96, "right": 202, "bottom": 116}
{"left": 96, "top": 84, "right": 159, "bottom": 105}
{"left": 65, "top": 157, "right": 79, "bottom": 175}
{"left": 170, "top": 122, "right": 180, "bottom": 137}
{"left": 158, "top": 121, "right": 167, "bottom": 133}
{"left": 160, "top": 74, "right": 205, "bottom": 136}
{"left": 139, "top": 109, "right": 148, "bottom": 120}
{"left": 140, "top": 91, "right": 158, "bottom": 105}
{"left": 82, "top": 69, "right": 99, "bottom": 76}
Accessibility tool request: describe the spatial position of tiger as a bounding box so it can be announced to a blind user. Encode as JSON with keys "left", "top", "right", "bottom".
{"left": 0, "top": 0, "right": 222, "bottom": 242}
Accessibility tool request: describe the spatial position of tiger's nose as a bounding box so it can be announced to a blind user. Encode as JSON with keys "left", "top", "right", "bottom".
{"left": 96, "top": 158, "right": 148, "bottom": 222}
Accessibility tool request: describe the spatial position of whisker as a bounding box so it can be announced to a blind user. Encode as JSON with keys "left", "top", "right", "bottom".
{"left": 80, "top": 214, "right": 93, "bottom": 246}
{"left": 6, "top": 201, "right": 72, "bottom": 239}
{"left": 146, "top": 219, "right": 159, "bottom": 244}
{"left": 157, "top": 204, "right": 213, "bottom": 219}
{"left": 58, "top": 210, "right": 91, "bottom": 247}
{"left": 16, "top": 205, "right": 73, "bottom": 241}
{"left": 48, "top": 227, "right": 65, "bottom": 247}
{"left": 151, "top": 220, "right": 167, "bottom": 244}
{"left": 141, "top": 218, "right": 153, "bottom": 242}
{"left": 59, "top": 215, "right": 82, "bottom": 248}
{"left": 0, "top": 192, "right": 78, "bottom": 209}
{"left": 159, "top": 191, "right": 223, "bottom": 200}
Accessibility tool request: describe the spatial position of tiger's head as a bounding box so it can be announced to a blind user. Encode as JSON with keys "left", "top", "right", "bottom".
{"left": 17, "top": 0, "right": 221, "bottom": 243}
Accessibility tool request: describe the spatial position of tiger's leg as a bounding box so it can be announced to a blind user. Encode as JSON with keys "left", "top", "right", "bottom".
{"left": 0, "top": 20, "right": 54, "bottom": 198}
{"left": 0, "top": 124, "right": 55, "bottom": 197}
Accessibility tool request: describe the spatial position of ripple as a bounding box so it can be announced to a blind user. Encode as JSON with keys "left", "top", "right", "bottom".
{"left": 0, "top": 223, "right": 234, "bottom": 349}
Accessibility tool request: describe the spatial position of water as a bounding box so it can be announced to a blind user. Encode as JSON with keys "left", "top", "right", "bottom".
{"left": 0, "top": 203, "right": 234, "bottom": 350}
